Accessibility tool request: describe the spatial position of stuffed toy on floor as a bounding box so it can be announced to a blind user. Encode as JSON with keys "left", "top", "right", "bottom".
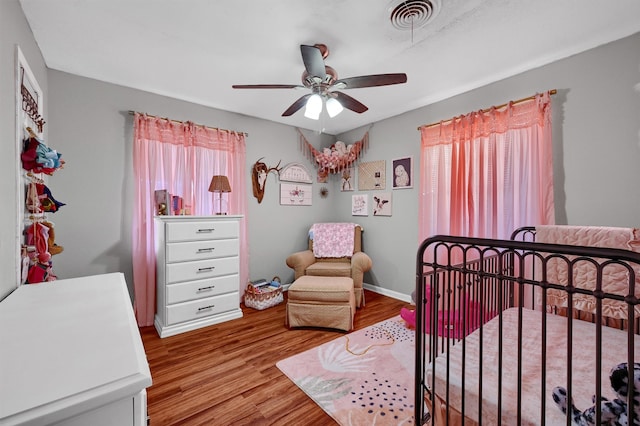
{"left": 552, "top": 362, "right": 640, "bottom": 425}
{"left": 399, "top": 286, "right": 483, "bottom": 339}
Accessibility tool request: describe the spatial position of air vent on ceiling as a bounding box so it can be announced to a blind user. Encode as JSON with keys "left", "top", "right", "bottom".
{"left": 389, "top": 0, "right": 441, "bottom": 31}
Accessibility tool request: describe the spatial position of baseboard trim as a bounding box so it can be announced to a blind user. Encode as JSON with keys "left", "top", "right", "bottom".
{"left": 363, "top": 283, "right": 412, "bottom": 303}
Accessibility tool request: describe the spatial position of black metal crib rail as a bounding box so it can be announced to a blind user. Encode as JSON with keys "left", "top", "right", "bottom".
{"left": 414, "top": 234, "right": 640, "bottom": 425}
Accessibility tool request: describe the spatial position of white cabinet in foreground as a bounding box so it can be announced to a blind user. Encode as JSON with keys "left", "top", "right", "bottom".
{"left": 0, "top": 273, "right": 152, "bottom": 425}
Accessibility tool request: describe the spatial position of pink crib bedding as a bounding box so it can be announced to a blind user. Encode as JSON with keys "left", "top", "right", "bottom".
{"left": 536, "top": 225, "right": 640, "bottom": 319}
{"left": 427, "top": 307, "right": 639, "bottom": 425}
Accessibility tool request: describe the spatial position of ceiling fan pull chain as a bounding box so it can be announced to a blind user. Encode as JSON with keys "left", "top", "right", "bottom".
{"left": 413, "top": 16, "right": 415, "bottom": 43}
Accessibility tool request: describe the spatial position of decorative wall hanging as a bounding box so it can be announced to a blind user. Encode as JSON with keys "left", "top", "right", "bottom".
{"left": 392, "top": 157, "right": 413, "bottom": 189}
{"left": 20, "top": 66, "right": 46, "bottom": 132}
{"left": 373, "top": 192, "right": 392, "bottom": 216}
{"left": 252, "top": 157, "right": 282, "bottom": 203}
{"left": 280, "top": 183, "right": 312, "bottom": 206}
{"left": 317, "top": 170, "right": 328, "bottom": 184}
{"left": 340, "top": 166, "right": 355, "bottom": 192}
{"left": 319, "top": 187, "right": 329, "bottom": 198}
{"left": 351, "top": 194, "right": 369, "bottom": 216}
{"left": 298, "top": 128, "right": 370, "bottom": 177}
{"left": 358, "top": 160, "right": 386, "bottom": 190}
{"left": 279, "top": 162, "right": 312, "bottom": 183}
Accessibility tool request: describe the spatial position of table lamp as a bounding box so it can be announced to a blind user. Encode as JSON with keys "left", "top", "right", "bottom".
{"left": 208, "top": 175, "right": 231, "bottom": 215}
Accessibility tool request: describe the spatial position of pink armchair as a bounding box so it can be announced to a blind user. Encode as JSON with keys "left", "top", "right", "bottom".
{"left": 286, "top": 224, "right": 372, "bottom": 307}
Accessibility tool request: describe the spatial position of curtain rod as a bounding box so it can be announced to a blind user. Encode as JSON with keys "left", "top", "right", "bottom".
{"left": 417, "top": 89, "right": 557, "bottom": 131}
{"left": 128, "top": 110, "right": 248, "bottom": 137}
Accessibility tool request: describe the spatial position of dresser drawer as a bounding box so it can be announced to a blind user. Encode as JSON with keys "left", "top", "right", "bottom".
{"left": 166, "top": 275, "right": 238, "bottom": 304}
{"left": 166, "top": 220, "right": 238, "bottom": 242}
{"left": 166, "top": 292, "right": 238, "bottom": 325}
{"left": 166, "top": 239, "right": 239, "bottom": 263}
{"left": 166, "top": 256, "right": 238, "bottom": 284}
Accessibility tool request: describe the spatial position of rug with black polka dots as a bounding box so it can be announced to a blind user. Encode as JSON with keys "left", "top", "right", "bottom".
{"left": 277, "top": 315, "right": 417, "bottom": 425}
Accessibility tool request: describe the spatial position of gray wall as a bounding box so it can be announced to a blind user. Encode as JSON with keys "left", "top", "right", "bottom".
{"left": 3, "top": 0, "right": 639, "bottom": 303}
{"left": 333, "top": 32, "right": 640, "bottom": 296}
{"left": 46, "top": 71, "right": 336, "bottom": 298}
{"left": 0, "top": 0, "right": 48, "bottom": 300}
{"left": 48, "top": 31, "right": 640, "bottom": 301}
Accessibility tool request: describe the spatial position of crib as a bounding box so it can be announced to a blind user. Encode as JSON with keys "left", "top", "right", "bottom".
{"left": 414, "top": 226, "right": 640, "bottom": 425}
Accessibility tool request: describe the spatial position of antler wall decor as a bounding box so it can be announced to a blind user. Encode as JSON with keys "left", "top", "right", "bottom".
{"left": 251, "top": 157, "right": 282, "bottom": 203}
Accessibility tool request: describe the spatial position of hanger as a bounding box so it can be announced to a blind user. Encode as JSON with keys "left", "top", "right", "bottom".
{"left": 26, "top": 172, "right": 44, "bottom": 183}
{"left": 25, "top": 126, "right": 38, "bottom": 139}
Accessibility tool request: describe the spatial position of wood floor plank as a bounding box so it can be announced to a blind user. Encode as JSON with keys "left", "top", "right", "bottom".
{"left": 140, "top": 289, "right": 408, "bottom": 425}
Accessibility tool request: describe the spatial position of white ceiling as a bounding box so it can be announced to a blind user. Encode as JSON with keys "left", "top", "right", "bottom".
{"left": 19, "top": 0, "right": 640, "bottom": 135}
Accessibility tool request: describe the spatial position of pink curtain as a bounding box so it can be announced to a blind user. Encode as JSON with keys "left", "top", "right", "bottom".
{"left": 132, "top": 113, "right": 248, "bottom": 327}
{"left": 418, "top": 92, "right": 554, "bottom": 247}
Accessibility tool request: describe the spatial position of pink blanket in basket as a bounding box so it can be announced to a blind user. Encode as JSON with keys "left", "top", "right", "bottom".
{"left": 311, "top": 223, "right": 357, "bottom": 258}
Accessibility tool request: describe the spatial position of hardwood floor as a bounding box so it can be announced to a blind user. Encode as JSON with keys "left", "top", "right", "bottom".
{"left": 140, "top": 289, "right": 409, "bottom": 425}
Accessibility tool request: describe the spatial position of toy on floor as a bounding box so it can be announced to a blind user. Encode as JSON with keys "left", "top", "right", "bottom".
{"left": 400, "top": 286, "right": 483, "bottom": 339}
{"left": 552, "top": 362, "right": 640, "bottom": 425}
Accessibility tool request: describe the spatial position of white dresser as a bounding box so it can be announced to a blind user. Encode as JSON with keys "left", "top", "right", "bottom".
{"left": 0, "top": 273, "right": 152, "bottom": 426}
{"left": 154, "top": 215, "right": 243, "bottom": 338}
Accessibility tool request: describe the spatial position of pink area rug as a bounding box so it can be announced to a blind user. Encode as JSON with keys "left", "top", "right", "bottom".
{"left": 276, "top": 315, "right": 416, "bottom": 425}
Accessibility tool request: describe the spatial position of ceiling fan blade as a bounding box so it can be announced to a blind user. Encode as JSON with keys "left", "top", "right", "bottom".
{"left": 232, "top": 84, "right": 303, "bottom": 89}
{"left": 282, "top": 94, "right": 312, "bottom": 116}
{"left": 333, "top": 91, "right": 368, "bottom": 114}
{"left": 300, "top": 45, "right": 326, "bottom": 79}
{"left": 334, "top": 73, "right": 407, "bottom": 89}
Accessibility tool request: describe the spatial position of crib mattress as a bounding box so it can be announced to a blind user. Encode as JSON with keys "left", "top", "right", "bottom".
{"left": 427, "top": 307, "right": 639, "bottom": 425}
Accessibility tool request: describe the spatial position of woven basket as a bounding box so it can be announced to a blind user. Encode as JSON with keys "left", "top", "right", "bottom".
{"left": 244, "top": 284, "right": 283, "bottom": 310}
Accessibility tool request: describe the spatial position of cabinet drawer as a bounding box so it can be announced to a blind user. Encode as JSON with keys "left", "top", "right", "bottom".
{"left": 166, "top": 256, "right": 238, "bottom": 284}
{"left": 166, "top": 220, "right": 238, "bottom": 242}
{"left": 166, "top": 292, "right": 238, "bottom": 325}
{"left": 166, "top": 275, "right": 238, "bottom": 304}
{"left": 166, "top": 239, "right": 239, "bottom": 263}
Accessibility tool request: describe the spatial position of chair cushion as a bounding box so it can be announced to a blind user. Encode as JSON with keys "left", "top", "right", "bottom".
{"left": 288, "top": 276, "right": 354, "bottom": 303}
{"left": 305, "top": 262, "right": 352, "bottom": 277}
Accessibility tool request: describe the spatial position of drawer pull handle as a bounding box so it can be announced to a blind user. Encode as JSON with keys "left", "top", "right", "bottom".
{"left": 198, "top": 266, "right": 215, "bottom": 272}
{"left": 197, "top": 285, "right": 215, "bottom": 291}
{"left": 197, "top": 305, "right": 215, "bottom": 312}
{"left": 197, "top": 228, "right": 215, "bottom": 233}
{"left": 197, "top": 248, "right": 215, "bottom": 253}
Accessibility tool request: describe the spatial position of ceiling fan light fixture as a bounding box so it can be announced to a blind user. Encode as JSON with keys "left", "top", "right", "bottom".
{"left": 233, "top": 43, "right": 408, "bottom": 119}
{"left": 326, "top": 97, "right": 344, "bottom": 118}
{"left": 304, "top": 94, "right": 323, "bottom": 120}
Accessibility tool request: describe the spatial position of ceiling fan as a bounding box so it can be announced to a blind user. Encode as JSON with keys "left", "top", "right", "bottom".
{"left": 232, "top": 44, "right": 407, "bottom": 119}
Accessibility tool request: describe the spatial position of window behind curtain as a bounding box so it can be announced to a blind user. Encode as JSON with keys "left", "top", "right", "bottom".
{"left": 132, "top": 114, "right": 247, "bottom": 327}
{"left": 418, "top": 92, "right": 555, "bottom": 250}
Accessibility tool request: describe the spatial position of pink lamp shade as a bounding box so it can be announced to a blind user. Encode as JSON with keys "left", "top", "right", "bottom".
{"left": 208, "top": 175, "right": 231, "bottom": 215}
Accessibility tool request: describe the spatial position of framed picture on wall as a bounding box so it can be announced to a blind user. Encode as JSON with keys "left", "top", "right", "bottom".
{"left": 373, "top": 192, "right": 392, "bottom": 216}
{"left": 392, "top": 156, "right": 413, "bottom": 189}
{"left": 351, "top": 194, "right": 368, "bottom": 216}
{"left": 358, "top": 160, "right": 385, "bottom": 190}
{"left": 280, "top": 183, "right": 312, "bottom": 206}
{"left": 340, "top": 167, "right": 355, "bottom": 192}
